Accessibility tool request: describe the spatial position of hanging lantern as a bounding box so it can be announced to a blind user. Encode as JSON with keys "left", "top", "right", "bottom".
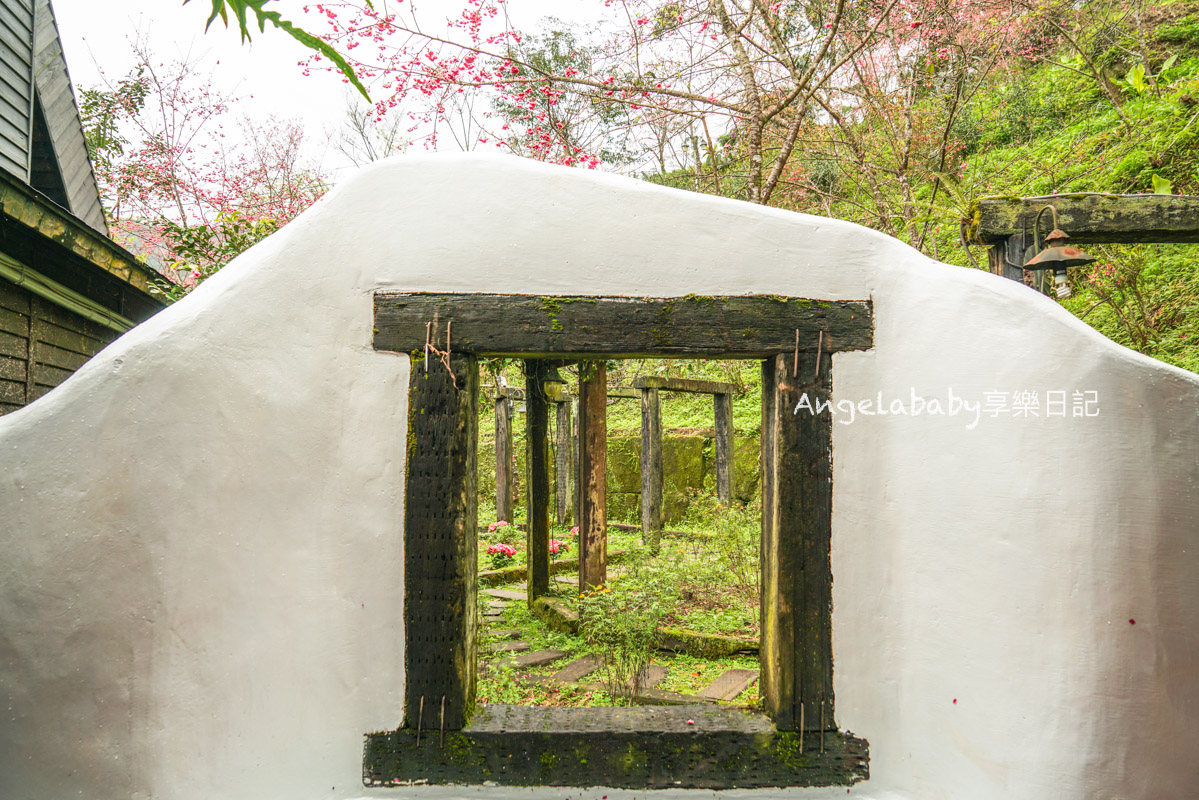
{"left": 1022, "top": 205, "right": 1097, "bottom": 299}
{"left": 541, "top": 363, "right": 569, "bottom": 401}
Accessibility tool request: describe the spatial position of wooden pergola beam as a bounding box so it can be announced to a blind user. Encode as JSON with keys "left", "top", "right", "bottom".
{"left": 969, "top": 193, "right": 1199, "bottom": 245}
{"left": 632, "top": 376, "right": 738, "bottom": 395}
{"left": 375, "top": 293, "right": 873, "bottom": 358}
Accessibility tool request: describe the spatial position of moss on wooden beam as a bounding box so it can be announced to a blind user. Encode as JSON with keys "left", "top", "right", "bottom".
{"left": 363, "top": 704, "right": 868, "bottom": 789}
{"left": 968, "top": 193, "right": 1199, "bottom": 244}
{"left": 374, "top": 293, "right": 873, "bottom": 358}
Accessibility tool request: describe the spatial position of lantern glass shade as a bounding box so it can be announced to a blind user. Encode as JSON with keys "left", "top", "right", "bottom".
{"left": 1024, "top": 228, "right": 1097, "bottom": 271}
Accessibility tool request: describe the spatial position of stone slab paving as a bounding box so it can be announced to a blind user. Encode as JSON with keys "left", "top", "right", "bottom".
{"left": 485, "top": 589, "right": 528, "bottom": 601}
{"left": 637, "top": 664, "right": 668, "bottom": 690}
{"left": 696, "top": 669, "right": 760, "bottom": 701}
{"left": 489, "top": 629, "right": 521, "bottom": 640}
{"left": 552, "top": 654, "right": 603, "bottom": 682}
{"left": 513, "top": 649, "right": 567, "bottom": 668}
{"left": 490, "top": 641, "right": 531, "bottom": 654}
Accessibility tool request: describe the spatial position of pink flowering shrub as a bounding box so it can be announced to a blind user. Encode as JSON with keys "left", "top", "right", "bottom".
{"left": 486, "top": 519, "right": 510, "bottom": 533}
{"left": 485, "top": 541, "right": 517, "bottom": 568}
{"left": 549, "top": 538, "right": 569, "bottom": 557}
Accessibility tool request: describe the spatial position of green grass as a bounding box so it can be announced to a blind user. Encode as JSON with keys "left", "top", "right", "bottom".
{"left": 476, "top": 489, "right": 763, "bottom": 710}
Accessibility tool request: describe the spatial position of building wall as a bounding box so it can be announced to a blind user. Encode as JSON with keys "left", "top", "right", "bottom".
{"left": 0, "top": 0, "right": 35, "bottom": 181}
{"left": 0, "top": 275, "right": 117, "bottom": 414}
{"left": 0, "top": 155, "right": 1196, "bottom": 800}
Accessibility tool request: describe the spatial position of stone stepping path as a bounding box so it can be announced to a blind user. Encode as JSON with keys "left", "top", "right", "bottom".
{"left": 554, "top": 575, "right": 579, "bottom": 586}
{"left": 636, "top": 665, "right": 668, "bottom": 690}
{"left": 513, "top": 649, "right": 567, "bottom": 668}
{"left": 696, "top": 669, "right": 759, "bottom": 701}
{"left": 490, "top": 640, "right": 530, "bottom": 654}
{"left": 489, "top": 629, "right": 521, "bottom": 640}
{"left": 482, "top": 608, "right": 505, "bottom": 618}
{"left": 552, "top": 654, "right": 603, "bottom": 683}
{"left": 484, "top": 589, "right": 528, "bottom": 601}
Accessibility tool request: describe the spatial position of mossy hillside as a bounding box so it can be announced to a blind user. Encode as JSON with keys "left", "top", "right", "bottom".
{"left": 915, "top": 12, "right": 1199, "bottom": 374}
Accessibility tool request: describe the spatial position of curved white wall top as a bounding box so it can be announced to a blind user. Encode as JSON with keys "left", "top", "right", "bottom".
{"left": 1, "top": 154, "right": 1196, "bottom": 799}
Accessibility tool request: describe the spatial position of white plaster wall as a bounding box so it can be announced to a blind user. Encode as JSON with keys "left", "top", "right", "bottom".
{"left": 0, "top": 154, "right": 1196, "bottom": 800}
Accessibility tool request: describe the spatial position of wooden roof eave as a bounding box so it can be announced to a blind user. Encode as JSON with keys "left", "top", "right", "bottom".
{"left": 0, "top": 167, "right": 166, "bottom": 314}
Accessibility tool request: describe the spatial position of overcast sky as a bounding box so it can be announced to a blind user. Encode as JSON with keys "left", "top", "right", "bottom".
{"left": 50, "top": 0, "right": 600, "bottom": 176}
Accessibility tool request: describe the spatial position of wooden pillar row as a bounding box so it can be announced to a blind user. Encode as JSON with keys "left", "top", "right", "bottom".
{"left": 713, "top": 391, "right": 734, "bottom": 505}
{"left": 572, "top": 399, "right": 581, "bottom": 529}
{"left": 494, "top": 389, "right": 513, "bottom": 524}
{"left": 554, "top": 398, "right": 574, "bottom": 525}
{"left": 577, "top": 362, "right": 607, "bottom": 590}
{"left": 639, "top": 386, "right": 663, "bottom": 547}
{"left": 524, "top": 361, "right": 551, "bottom": 602}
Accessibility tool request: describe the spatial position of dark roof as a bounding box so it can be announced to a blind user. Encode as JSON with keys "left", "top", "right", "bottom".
{"left": 0, "top": 0, "right": 107, "bottom": 234}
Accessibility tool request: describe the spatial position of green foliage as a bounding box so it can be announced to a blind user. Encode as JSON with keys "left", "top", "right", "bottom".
{"left": 494, "top": 24, "right": 636, "bottom": 167}
{"left": 186, "top": 0, "right": 371, "bottom": 100}
{"left": 79, "top": 70, "right": 149, "bottom": 173}
{"left": 577, "top": 553, "right": 679, "bottom": 699}
{"left": 149, "top": 211, "right": 279, "bottom": 301}
{"left": 1156, "top": 8, "right": 1199, "bottom": 50}
{"left": 1063, "top": 243, "right": 1199, "bottom": 373}
{"left": 676, "top": 493, "right": 760, "bottom": 605}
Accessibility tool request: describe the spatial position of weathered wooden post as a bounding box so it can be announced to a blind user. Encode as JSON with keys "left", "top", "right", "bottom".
{"left": 555, "top": 398, "right": 573, "bottom": 525}
{"left": 639, "top": 385, "right": 663, "bottom": 547}
{"left": 524, "top": 361, "right": 551, "bottom": 602}
{"left": 494, "top": 387, "right": 513, "bottom": 524}
{"left": 986, "top": 235, "right": 1026, "bottom": 283}
{"left": 572, "top": 398, "right": 581, "bottom": 531}
{"left": 577, "top": 362, "right": 607, "bottom": 589}
{"left": 403, "top": 351, "right": 478, "bottom": 730}
{"left": 713, "top": 390, "right": 734, "bottom": 505}
{"left": 760, "top": 351, "right": 833, "bottom": 732}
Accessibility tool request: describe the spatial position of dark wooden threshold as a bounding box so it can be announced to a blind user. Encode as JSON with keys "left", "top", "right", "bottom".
{"left": 363, "top": 705, "right": 868, "bottom": 789}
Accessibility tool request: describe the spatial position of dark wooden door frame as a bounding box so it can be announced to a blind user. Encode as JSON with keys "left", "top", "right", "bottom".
{"left": 382, "top": 293, "right": 872, "bottom": 735}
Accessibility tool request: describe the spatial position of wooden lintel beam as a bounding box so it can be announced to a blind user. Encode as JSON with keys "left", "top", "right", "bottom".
{"left": 374, "top": 294, "right": 873, "bottom": 358}
{"left": 969, "top": 194, "right": 1199, "bottom": 245}
{"left": 633, "top": 376, "right": 737, "bottom": 395}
